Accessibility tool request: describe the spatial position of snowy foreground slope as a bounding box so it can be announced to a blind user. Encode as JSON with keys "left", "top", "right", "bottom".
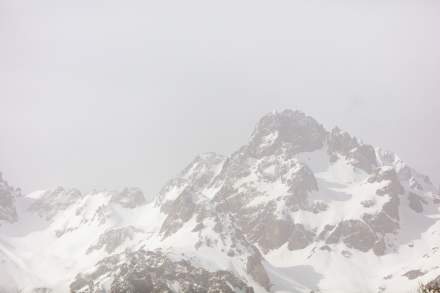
{"left": 1, "top": 109, "right": 440, "bottom": 293}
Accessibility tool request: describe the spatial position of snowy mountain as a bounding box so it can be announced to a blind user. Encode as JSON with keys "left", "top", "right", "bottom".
{"left": 1, "top": 109, "right": 440, "bottom": 293}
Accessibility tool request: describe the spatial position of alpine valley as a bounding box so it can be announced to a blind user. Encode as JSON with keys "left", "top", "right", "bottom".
{"left": 1, "top": 110, "right": 439, "bottom": 293}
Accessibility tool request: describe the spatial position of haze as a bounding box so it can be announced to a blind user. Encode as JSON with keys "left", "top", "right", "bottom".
{"left": 1, "top": 0, "right": 439, "bottom": 196}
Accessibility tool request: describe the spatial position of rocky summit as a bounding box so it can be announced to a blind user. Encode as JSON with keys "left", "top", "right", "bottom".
{"left": 1, "top": 109, "right": 440, "bottom": 293}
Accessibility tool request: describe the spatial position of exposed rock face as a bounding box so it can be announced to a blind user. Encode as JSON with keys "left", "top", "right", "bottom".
{"left": 402, "top": 269, "right": 426, "bottom": 280}
{"left": 370, "top": 167, "right": 404, "bottom": 198}
{"left": 160, "top": 187, "right": 199, "bottom": 237}
{"left": 157, "top": 153, "right": 226, "bottom": 206}
{"left": 327, "top": 127, "right": 359, "bottom": 155}
{"left": 288, "top": 224, "right": 316, "bottom": 250}
{"left": 247, "top": 110, "right": 327, "bottom": 157}
{"left": 70, "top": 249, "right": 254, "bottom": 293}
{"left": 28, "top": 187, "right": 83, "bottom": 220}
{"left": 87, "top": 226, "right": 143, "bottom": 254}
{"left": 110, "top": 187, "right": 148, "bottom": 208}
{"left": 315, "top": 165, "right": 406, "bottom": 256}
{"left": 246, "top": 252, "right": 271, "bottom": 291}
{"left": 426, "top": 275, "right": 440, "bottom": 292}
{"left": 326, "top": 220, "right": 376, "bottom": 252}
{"left": 408, "top": 192, "right": 428, "bottom": 213}
{"left": 158, "top": 153, "right": 226, "bottom": 237}
{"left": 156, "top": 150, "right": 272, "bottom": 289}
{"left": 157, "top": 110, "right": 438, "bottom": 259}
{"left": 201, "top": 112, "right": 327, "bottom": 254}
{"left": 327, "top": 127, "right": 378, "bottom": 172}
{"left": 0, "top": 172, "right": 19, "bottom": 224}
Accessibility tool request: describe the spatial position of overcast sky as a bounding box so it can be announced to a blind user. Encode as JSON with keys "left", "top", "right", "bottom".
{"left": 1, "top": 0, "right": 439, "bottom": 196}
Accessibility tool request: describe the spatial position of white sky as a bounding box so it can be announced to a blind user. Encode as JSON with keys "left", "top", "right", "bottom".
{"left": 1, "top": 0, "right": 439, "bottom": 195}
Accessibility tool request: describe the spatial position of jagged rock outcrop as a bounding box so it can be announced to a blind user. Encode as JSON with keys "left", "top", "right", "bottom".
{"left": 70, "top": 249, "right": 254, "bottom": 293}
{"left": 247, "top": 110, "right": 327, "bottom": 157}
{"left": 424, "top": 275, "right": 440, "bottom": 293}
{"left": 0, "top": 172, "right": 19, "bottom": 224}
{"left": 327, "top": 127, "right": 378, "bottom": 172}
{"left": 110, "top": 187, "right": 148, "bottom": 209}
{"left": 87, "top": 226, "right": 143, "bottom": 254}
{"left": 157, "top": 110, "right": 439, "bottom": 259}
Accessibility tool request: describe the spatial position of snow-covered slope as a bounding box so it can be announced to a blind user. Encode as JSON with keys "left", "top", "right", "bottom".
{"left": 1, "top": 109, "right": 439, "bottom": 293}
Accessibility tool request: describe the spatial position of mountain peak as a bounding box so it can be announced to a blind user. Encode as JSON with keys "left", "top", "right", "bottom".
{"left": 2, "top": 109, "right": 440, "bottom": 293}
{"left": 247, "top": 109, "right": 327, "bottom": 157}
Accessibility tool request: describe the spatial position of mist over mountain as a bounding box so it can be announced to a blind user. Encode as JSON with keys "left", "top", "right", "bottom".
{"left": 1, "top": 110, "right": 439, "bottom": 293}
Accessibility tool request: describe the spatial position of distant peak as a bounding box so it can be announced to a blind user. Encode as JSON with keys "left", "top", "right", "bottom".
{"left": 247, "top": 109, "right": 327, "bottom": 156}
{"left": 253, "top": 109, "right": 322, "bottom": 134}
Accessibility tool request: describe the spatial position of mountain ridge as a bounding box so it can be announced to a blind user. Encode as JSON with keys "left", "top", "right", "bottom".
{"left": 1, "top": 109, "right": 439, "bottom": 293}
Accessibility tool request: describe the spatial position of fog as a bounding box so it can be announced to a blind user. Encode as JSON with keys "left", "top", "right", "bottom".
{"left": 1, "top": 0, "right": 439, "bottom": 195}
